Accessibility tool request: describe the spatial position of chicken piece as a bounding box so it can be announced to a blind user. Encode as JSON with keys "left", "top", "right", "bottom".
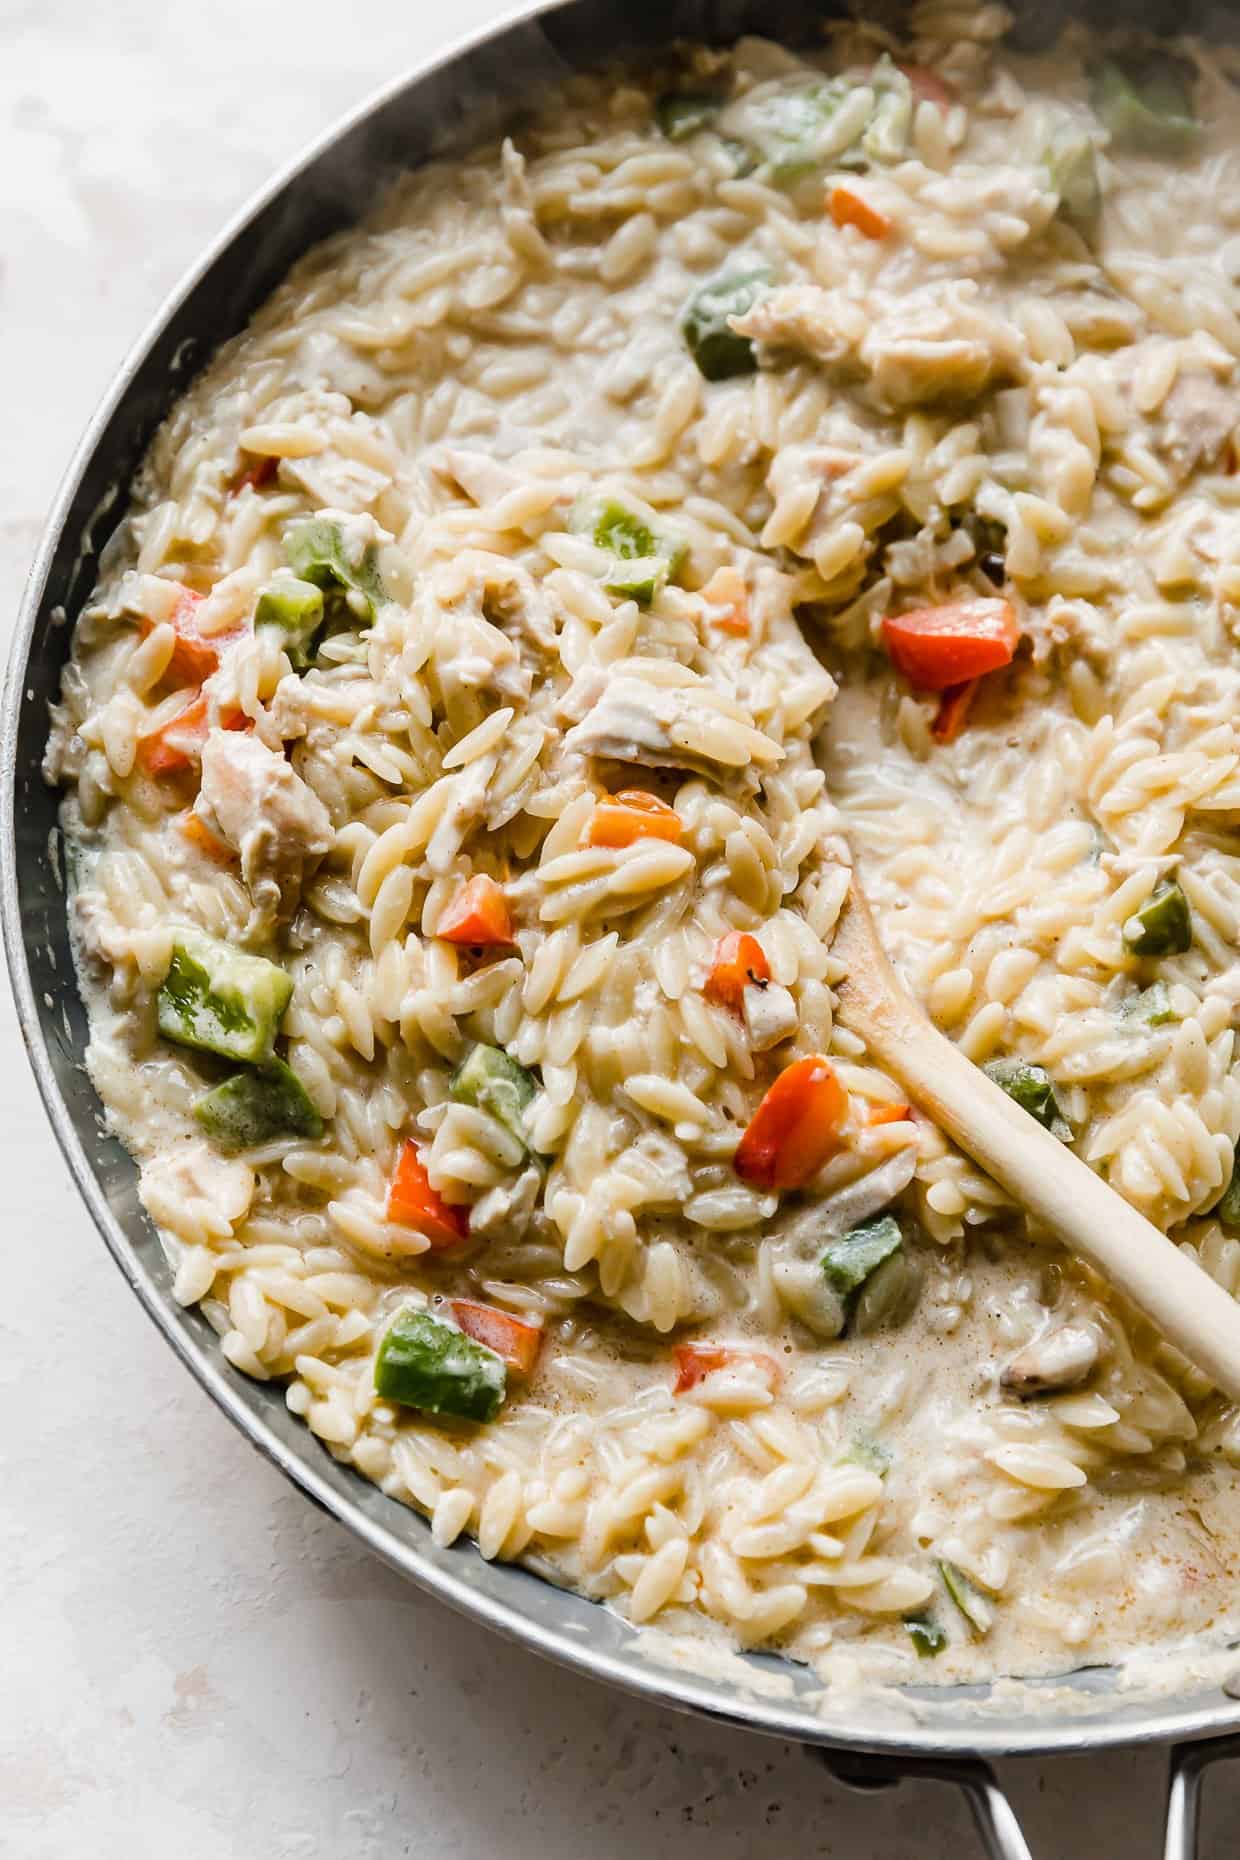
{"left": 999, "top": 1323, "right": 1101, "bottom": 1398}
{"left": 1095, "top": 338, "right": 1238, "bottom": 488}
{"left": 200, "top": 731, "right": 333, "bottom": 925}
{"left": 433, "top": 549, "right": 559, "bottom": 653}
{"left": 436, "top": 447, "right": 525, "bottom": 508}
{"left": 734, "top": 280, "right": 1026, "bottom": 410}
{"left": 562, "top": 666, "right": 782, "bottom": 776}
{"left": 742, "top": 979, "right": 798, "bottom": 1052}
{"left": 140, "top": 1140, "right": 254, "bottom": 1245}
{"left": 1158, "top": 368, "right": 1237, "bottom": 481}
{"left": 735, "top": 284, "right": 868, "bottom": 371}
{"left": 429, "top": 603, "right": 531, "bottom": 708}
{"left": 468, "top": 1165, "right": 542, "bottom": 1243}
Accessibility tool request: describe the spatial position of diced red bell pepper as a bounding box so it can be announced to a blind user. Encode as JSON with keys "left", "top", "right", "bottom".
{"left": 230, "top": 452, "right": 279, "bottom": 495}
{"left": 583, "top": 790, "right": 684, "bottom": 850}
{"left": 704, "top": 931, "right": 772, "bottom": 1013}
{"left": 177, "top": 809, "right": 235, "bottom": 863}
{"left": 673, "top": 1343, "right": 781, "bottom": 1394}
{"left": 435, "top": 875, "right": 515, "bottom": 948}
{"left": 135, "top": 693, "right": 247, "bottom": 777}
{"left": 899, "top": 62, "right": 955, "bottom": 106}
{"left": 386, "top": 1141, "right": 470, "bottom": 1248}
{"left": 451, "top": 1300, "right": 543, "bottom": 1376}
{"left": 700, "top": 565, "right": 749, "bottom": 637}
{"left": 828, "top": 183, "right": 892, "bottom": 241}
{"left": 157, "top": 589, "right": 240, "bottom": 687}
{"left": 864, "top": 1100, "right": 912, "bottom": 1128}
{"left": 932, "top": 680, "right": 979, "bottom": 743}
{"left": 882, "top": 598, "right": 1019, "bottom": 692}
{"left": 734, "top": 1054, "right": 848, "bottom": 1191}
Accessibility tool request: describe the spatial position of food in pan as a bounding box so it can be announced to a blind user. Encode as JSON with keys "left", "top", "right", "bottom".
{"left": 46, "top": 2, "right": 1240, "bottom": 1682}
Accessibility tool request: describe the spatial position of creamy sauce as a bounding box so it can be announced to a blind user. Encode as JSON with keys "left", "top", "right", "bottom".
{"left": 46, "top": 10, "right": 1240, "bottom": 1691}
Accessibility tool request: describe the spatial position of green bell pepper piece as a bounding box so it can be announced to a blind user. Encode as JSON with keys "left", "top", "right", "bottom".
{"left": 1213, "top": 1143, "right": 1240, "bottom": 1226}
{"left": 740, "top": 79, "right": 852, "bottom": 185}
{"left": 905, "top": 1615, "right": 947, "bottom": 1658}
{"left": 844, "top": 1432, "right": 892, "bottom": 1477}
{"left": 681, "top": 267, "right": 771, "bottom": 382}
{"left": 158, "top": 927, "right": 292, "bottom": 1066}
{"left": 939, "top": 1559, "right": 993, "bottom": 1637}
{"left": 572, "top": 497, "right": 687, "bottom": 606}
{"left": 374, "top": 1308, "right": 506, "bottom": 1422}
{"left": 822, "top": 1214, "right": 903, "bottom": 1299}
{"left": 983, "top": 1058, "right": 1071, "bottom": 1140}
{"left": 194, "top": 1057, "right": 323, "bottom": 1152}
{"left": 254, "top": 577, "right": 325, "bottom": 670}
{"left": 1045, "top": 123, "right": 1101, "bottom": 234}
{"left": 1092, "top": 53, "right": 1200, "bottom": 157}
{"left": 860, "top": 57, "right": 914, "bottom": 164}
{"left": 1120, "top": 981, "right": 1177, "bottom": 1027}
{"left": 450, "top": 1043, "right": 538, "bottom": 1154}
{"left": 655, "top": 91, "right": 724, "bottom": 141}
{"left": 1123, "top": 881, "right": 1192, "bottom": 957}
{"left": 284, "top": 517, "right": 386, "bottom": 619}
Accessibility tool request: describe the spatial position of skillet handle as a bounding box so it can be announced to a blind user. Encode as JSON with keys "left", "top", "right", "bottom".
{"left": 815, "top": 1750, "right": 1033, "bottom": 1860}
{"left": 1165, "top": 1734, "right": 1240, "bottom": 1860}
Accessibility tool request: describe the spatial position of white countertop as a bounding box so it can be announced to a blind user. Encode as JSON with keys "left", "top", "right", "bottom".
{"left": 2, "top": 6, "right": 1236, "bottom": 1854}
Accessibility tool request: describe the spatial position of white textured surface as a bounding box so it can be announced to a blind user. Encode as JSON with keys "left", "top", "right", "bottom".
{"left": 1, "top": 6, "right": 1237, "bottom": 1854}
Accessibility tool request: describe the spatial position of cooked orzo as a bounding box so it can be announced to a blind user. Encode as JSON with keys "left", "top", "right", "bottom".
{"left": 45, "top": 2, "right": 1240, "bottom": 1684}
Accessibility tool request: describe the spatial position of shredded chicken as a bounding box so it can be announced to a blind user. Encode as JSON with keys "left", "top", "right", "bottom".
{"left": 1000, "top": 1323, "right": 1101, "bottom": 1398}
{"left": 469, "top": 1166, "right": 542, "bottom": 1243}
{"left": 432, "top": 548, "right": 559, "bottom": 653}
{"left": 437, "top": 448, "right": 526, "bottom": 508}
{"left": 1098, "top": 338, "right": 1238, "bottom": 487}
{"left": 199, "top": 731, "right": 333, "bottom": 926}
{"left": 734, "top": 280, "right": 1026, "bottom": 409}
{"left": 562, "top": 665, "right": 783, "bottom": 775}
{"left": 1158, "top": 368, "right": 1238, "bottom": 481}
{"left": 742, "top": 980, "right": 798, "bottom": 1051}
{"left": 140, "top": 1141, "right": 254, "bottom": 1243}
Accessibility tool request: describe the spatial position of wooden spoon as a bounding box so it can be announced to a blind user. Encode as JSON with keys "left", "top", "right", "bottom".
{"left": 832, "top": 877, "right": 1240, "bottom": 1403}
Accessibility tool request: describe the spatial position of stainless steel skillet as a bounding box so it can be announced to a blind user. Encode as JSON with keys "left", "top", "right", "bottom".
{"left": 5, "top": 3, "right": 1240, "bottom": 1851}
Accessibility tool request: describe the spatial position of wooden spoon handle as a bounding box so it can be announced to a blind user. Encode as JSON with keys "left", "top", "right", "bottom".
{"left": 834, "top": 885, "right": 1240, "bottom": 1402}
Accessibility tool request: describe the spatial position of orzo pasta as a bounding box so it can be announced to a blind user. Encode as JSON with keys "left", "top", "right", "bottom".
{"left": 45, "top": 2, "right": 1240, "bottom": 1684}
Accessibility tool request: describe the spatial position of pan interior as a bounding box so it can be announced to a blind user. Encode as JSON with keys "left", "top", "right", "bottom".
{"left": 9, "top": 0, "right": 1240, "bottom": 1756}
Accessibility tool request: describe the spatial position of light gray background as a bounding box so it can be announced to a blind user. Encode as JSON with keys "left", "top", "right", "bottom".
{"left": 2, "top": 4, "right": 1237, "bottom": 1854}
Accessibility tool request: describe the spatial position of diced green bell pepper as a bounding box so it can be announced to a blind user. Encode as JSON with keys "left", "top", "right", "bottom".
{"left": 939, "top": 1559, "right": 993, "bottom": 1637}
{"left": 819, "top": 1215, "right": 918, "bottom": 1337}
{"left": 1120, "top": 981, "right": 1177, "bottom": 1027}
{"left": 284, "top": 517, "right": 386, "bottom": 619}
{"left": 860, "top": 57, "right": 914, "bottom": 165}
{"left": 450, "top": 1043, "right": 537, "bottom": 1154}
{"left": 1213, "top": 1143, "right": 1240, "bottom": 1226}
{"left": 158, "top": 926, "right": 292, "bottom": 1066}
{"left": 1123, "top": 881, "right": 1192, "bottom": 957}
{"left": 852, "top": 1250, "right": 920, "bottom": 1336}
{"left": 718, "top": 137, "right": 758, "bottom": 177}
{"left": 681, "top": 268, "right": 771, "bottom": 382}
{"left": 1045, "top": 122, "right": 1101, "bottom": 235}
{"left": 254, "top": 577, "right": 325, "bottom": 670}
{"left": 572, "top": 497, "right": 687, "bottom": 605}
{"left": 732, "top": 65, "right": 911, "bottom": 184}
{"left": 655, "top": 91, "right": 724, "bottom": 140}
{"left": 844, "top": 1431, "right": 892, "bottom": 1477}
{"left": 194, "top": 1057, "right": 323, "bottom": 1152}
{"left": 822, "top": 1213, "right": 903, "bottom": 1298}
{"left": 983, "top": 1058, "right": 1071, "bottom": 1140}
{"left": 739, "top": 79, "right": 852, "bottom": 185}
{"left": 905, "top": 1615, "right": 947, "bottom": 1658}
{"left": 1092, "top": 53, "right": 1200, "bottom": 157}
{"left": 374, "top": 1308, "right": 506, "bottom": 1422}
